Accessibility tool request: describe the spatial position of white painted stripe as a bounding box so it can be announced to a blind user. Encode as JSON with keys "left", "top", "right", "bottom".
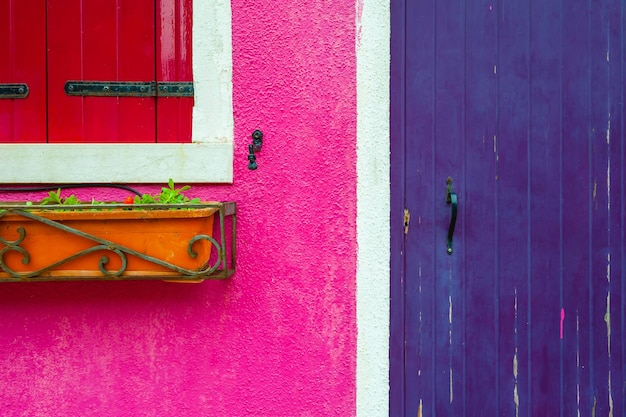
{"left": 356, "top": 0, "right": 390, "bottom": 415}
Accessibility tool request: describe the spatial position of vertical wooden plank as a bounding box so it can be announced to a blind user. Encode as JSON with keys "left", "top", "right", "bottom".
{"left": 0, "top": 0, "right": 14, "bottom": 141}
{"left": 528, "top": 0, "right": 562, "bottom": 414}
{"left": 605, "top": 1, "right": 624, "bottom": 413}
{"left": 404, "top": 0, "right": 436, "bottom": 415}
{"left": 622, "top": 1, "right": 626, "bottom": 413}
{"left": 434, "top": 1, "right": 465, "bottom": 415}
{"left": 83, "top": 0, "right": 120, "bottom": 142}
{"left": 588, "top": 0, "right": 614, "bottom": 413}
{"left": 389, "top": 0, "right": 406, "bottom": 413}
{"left": 47, "top": 0, "right": 84, "bottom": 142}
{"left": 117, "top": 0, "right": 156, "bottom": 142}
{"left": 464, "top": 0, "right": 499, "bottom": 415}
{"left": 561, "top": 0, "right": 592, "bottom": 415}
{"left": 604, "top": 0, "right": 626, "bottom": 415}
{"left": 0, "top": 0, "right": 46, "bottom": 143}
{"left": 497, "top": 1, "right": 531, "bottom": 416}
{"left": 0, "top": 0, "right": 10, "bottom": 129}
{"left": 48, "top": 0, "right": 155, "bottom": 143}
{"left": 156, "top": 0, "right": 193, "bottom": 143}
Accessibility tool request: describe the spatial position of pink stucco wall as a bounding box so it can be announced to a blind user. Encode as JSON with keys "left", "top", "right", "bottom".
{"left": 0, "top": 1, "right": 357, "bottom": 416}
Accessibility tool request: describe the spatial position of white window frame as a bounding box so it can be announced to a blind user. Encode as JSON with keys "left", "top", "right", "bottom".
{"left": 0, "top": 0, "right": 233, "bottom": 184}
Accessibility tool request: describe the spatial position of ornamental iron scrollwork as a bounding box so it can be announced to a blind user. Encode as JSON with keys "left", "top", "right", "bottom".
{"left": 0, "top": 202, "right": 236, "bottom": 282}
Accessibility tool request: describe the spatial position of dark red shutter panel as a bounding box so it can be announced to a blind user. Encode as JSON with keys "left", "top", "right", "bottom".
{"left": 156, "top": 0, "right": 193, "bottom": 143}
{"left": 0, "top": 0, "right": 47, "bottom": 143}
{"left": 47, "top": 0, "right": 157, "bottom": 143}
{"left": 1, "top": 0, "right": 192, "bottom": 144}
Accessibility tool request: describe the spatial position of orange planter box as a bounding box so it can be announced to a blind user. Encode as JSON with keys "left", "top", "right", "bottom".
{"left": 0, "top": 206, "right": 219, "bottom": 281}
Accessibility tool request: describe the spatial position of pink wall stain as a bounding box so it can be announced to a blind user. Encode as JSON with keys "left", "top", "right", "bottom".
{"left": 0, "top": 1, "right": 357, "bottom": 416}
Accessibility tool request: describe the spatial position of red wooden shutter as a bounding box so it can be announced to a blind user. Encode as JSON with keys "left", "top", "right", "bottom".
{"left": 0, "top": 0, "right": 47, "bottom": 143}
{"left": 0, "top": 0, "right": 192, "bottom": 144}
{"left": 156, "top": 0, "right": 193, "bottom": 143}
{"left": 47, "top": 0, "right": 157, "bottom": 143}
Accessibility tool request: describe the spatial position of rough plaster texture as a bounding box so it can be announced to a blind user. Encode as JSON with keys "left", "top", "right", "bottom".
{"left": 0, "top": 0, "right": 361, "bottom": 416}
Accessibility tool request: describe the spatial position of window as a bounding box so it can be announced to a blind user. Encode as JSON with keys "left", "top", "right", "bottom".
{"left": 0, "top": 0, "right": 233, "bottom": 183}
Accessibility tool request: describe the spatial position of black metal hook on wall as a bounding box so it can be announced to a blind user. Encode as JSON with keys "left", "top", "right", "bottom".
{"left": 247, "top": 144, "right": 258, "bottom": 170}
{"left": 248, "top": 130, "right": 263, "bottom": 170}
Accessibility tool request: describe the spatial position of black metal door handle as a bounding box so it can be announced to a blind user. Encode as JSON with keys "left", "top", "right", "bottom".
{"left": 446, "top": 178, "right": 457, "bottom": 254}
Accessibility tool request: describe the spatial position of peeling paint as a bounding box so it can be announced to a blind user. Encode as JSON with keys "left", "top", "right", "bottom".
{"left": 513, "top": 351, "right": 519, "bottom": 417}
{"left": 605, "top": 292, "right": 613, "bottom": 417}
{"left": 605, "top": 293, "right": 611, "bottom": 356}
{"left": 494, "top": 134, "right": 499, "bottom": 179}
{"left": 593, "top": 181, "right": 597, "bottom": 200}
{"left": 404, "top": 208, "right": 410, "bottom": 235}
{"left": 592, "top": 395, "right": 597, "bottom": 417}
{"left": 607, "top": 158, "right": 611, "bottom": 210}
{"left": 608, "top": 370, "right": 613, "bottom": 417}
{"left": 449, "top": 367, "right": 454, "bottom": 404}
{"left": 514, "top": 290, "right": 518, "bottom": 330}
{"left": 448, "top": 296, "right": 453, "bottom": 344}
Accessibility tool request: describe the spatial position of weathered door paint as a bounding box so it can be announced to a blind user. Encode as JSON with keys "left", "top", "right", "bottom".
{"left": 391, "top": 0, "right": 625, "bottom": 416}
{"left": 0, "top": 0, "right": 192, "bottom": 143}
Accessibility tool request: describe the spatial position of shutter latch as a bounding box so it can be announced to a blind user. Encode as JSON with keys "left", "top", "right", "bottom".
{"left": 0, "top": 83, "right": 29, "bottom": 99}
{"left": 64, "top": 81, "right": 194, "bottom": 97}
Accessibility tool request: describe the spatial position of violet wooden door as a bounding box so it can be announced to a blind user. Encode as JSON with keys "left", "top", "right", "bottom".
{"left": 391, "top": 0, "right": 625, "bottom": 416}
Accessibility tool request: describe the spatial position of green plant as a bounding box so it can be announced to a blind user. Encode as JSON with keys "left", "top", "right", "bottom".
{"left": 40, "top": 189, "right": 81, "bottom": 205}
{"left": 136, "top": 178, "right": 200, "bottom": 205}
{"left": 36, "top": 179, "right": 200, "bottom": 207}
{"left": 133, "top": 193, "right": 158, "bottom": 204}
